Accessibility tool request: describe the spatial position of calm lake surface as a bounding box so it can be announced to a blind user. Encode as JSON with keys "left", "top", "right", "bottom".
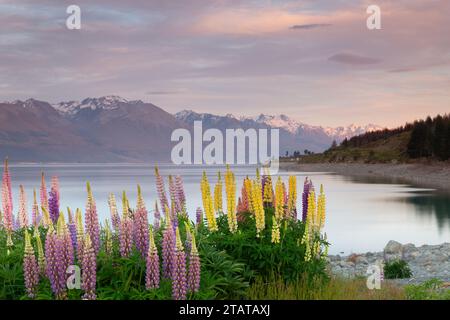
{"left": 7, "top": 163, "right": 450, "bottom": 255}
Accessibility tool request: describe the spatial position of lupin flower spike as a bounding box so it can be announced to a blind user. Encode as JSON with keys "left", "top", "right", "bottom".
{"left": 145, "top": 227, "right": 160, "bottom": 290}
{"left": 172, "top": 227, "right": 187, "bottom": 300}
{"left": 187, "top": 231, "right": 201, "bottom": 293}
{"left": 225, "top": 166, "right": 237, "bottom": 233}
{"left": 23, "top": 231, "right": 39, "bottom": 298}
{"left": 2, "top": 157, "right": 13, "bottom": 233}
{"left": 119, "top": 191, "right": 133, "bottom": 258}
{"left": 162, "top": 205, "right": 176, "bottom": 279}
{"left": 81, "top": 234, "right": 97, "bottom": 300}
{"left": 155, "top": 165, "right": 169, "bottom": 210}
{"left": 134, "top": 185, "right": 149, "bottom": 257}
{"left": 18, "top": 185, "right": 29, "bottom": 228}
{"left": 108, "top": 193, "right": 120, "bottom": 234}
{"left": 40, "top": 171, "right": 48, "bottom": 212}
{"left": 85, "top": 182, "right": 100, "bottom": 255}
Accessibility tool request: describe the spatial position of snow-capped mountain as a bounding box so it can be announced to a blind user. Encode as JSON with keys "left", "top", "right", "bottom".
{"left": 53, "top": 95, "right": 132, "bottom": 116}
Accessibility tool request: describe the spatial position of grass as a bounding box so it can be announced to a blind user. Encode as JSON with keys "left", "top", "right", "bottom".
{"left": 246, "top": 275, "right": 406, "bottom": 300}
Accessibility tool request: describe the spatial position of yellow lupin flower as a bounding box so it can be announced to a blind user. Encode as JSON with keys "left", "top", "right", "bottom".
{"left": 263, "top": 175, "right": 273, "bottom": 206}
{"left": 213, "top": 172, "right": 223, "bottom": 214}
{"left": 200, "top": 171, "right": 217, "bottom": 232}
{"left": 252, "top": 180, "right": 265, "bottom": 236}
{"left": 271, "top": 216, "right": 280, "bottom": 244}
{"left": 274, "top": 177, "right": 284, "bottom": 221}
{"left": 287, "top": 176, "right": 297, "bottom": 218}
{"left": 225, "top": 166, "right": 237, "bottom": 233}
{"left": 41, "top": 206, "right": 51, "bottom": 227}
{"left": 317, "top": 184, "right": 326, "bottom": 231}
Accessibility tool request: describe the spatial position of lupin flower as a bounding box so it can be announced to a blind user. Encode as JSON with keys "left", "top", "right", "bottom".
{"left": 262, "top": 175, "right": 273, "bottom": 207}
{"left": 317, "top": 184, "right": 326, "bottom": 231}
{"left": 134, "top": 185, "right": 149, "bottom": 257}
{"left": 45, "top": 225, "right": 66, "bottom": 299}
{"left": 238, "top": 182, "right": 249, "bottom": 213}
{"left": 225, "top": 166, "right": 237, "bottom": 233}
{"left": 175, "top": 175, "right": 187, "bottom": 216}
{"left": 81, "top": 234, "right": 97, "bottom": 300}
{"left": 274, "top": 177, "right": 284, "bottom": 221}
{"left": 40, "top": 172, "right": 48, "bottom": 212}
{"left": 287, "top": 176, "right": 297, "bottom": 220}
{"left": 18, "top": 185, "right": 28, "bottom": 228}
{"left": 32, "top": 189, "right": 40, "bottom": 228}
{"left": 2, "top": 158, "right": 13, "bottom": 234}
{"left": 23, "top": 231, "right": 39, "bottom": 298}
{"left": 271, "top": 216, "right": 280, "bottom": 244}
{"left": 162, "top": 206, "right": 176, "bottom": 279}
{"left": 184, "top": 222, "right": 192, "bottom": 257}
{"left": 172, "top": 227, "right": 187, "bottom": 300}
{"left": 187, "top": 231, "right": 201, "bottom": 293}
{"left": 153, "top": 201, "right": 161, "bottom": 231}
{"left": 35, "top": 232, "right": 46, "bottom": 276}
{"left": 108, "top": 193, "right": 121, "bottom": 234}
{"left": 155, "top": 166, "right": 169, "bottom": 210}
{"left": 302, "top": 177, "right": 314, "bottom": 222}
{"left": 244, "top": 177, "right": 253, "bottom": 213}
{"left": 41, "top": 206, "right": 51, "bottom": 228}
{"left": 252, "top": 180, "right": 265, "bottom": 236}
{"left": 119, "top": 191, "right": 133, "bottom": 258}
{"left": 195, "top": 207, "right": 203, "bottom": 226}
{"left": 67, "top": 208, "right": 77, "bottom": 250}
{"left": 169, "top": 175, "right": 180, "bottom": 215}
{"left": 145, "top": 227, "right": 160, "bottom": 290}
{"left": 51, "top": 176, "right": 60, "bottom": 202}
{"left": 200, "top": 171, "right": 217, "bottom": 232}
{"left": 75, "top": 208, "right": 84, "bottom": 261}
{"left": 85, "top": 182, "right": 100, "bottom": 255}
{"left": 104, "top": 219, "right": 113, "bottom": 255}
{"left": 213, "top": 172, "right": 223, "bottom": 214}
{"left": 48, "top": 189, "right": 60, "bottom": 224}
{"left": 57, "top": 214, "right": 74, "bottom": 288}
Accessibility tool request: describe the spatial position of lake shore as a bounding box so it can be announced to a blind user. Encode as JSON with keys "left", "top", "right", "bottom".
{"left": 327, "top": 241, "right": 450, "bottom": 286}
{"left": 280, "top": 161, "right": 450, "bottom": 192}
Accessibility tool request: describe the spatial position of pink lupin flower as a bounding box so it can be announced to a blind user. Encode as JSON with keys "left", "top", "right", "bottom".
{"left": 145, "top": 227, "right": 160, "bottom": 290}
{"left": 108, "top": 193, "right": 120, "bottom": 234}
{"left": 45, "top": 225, "right": 67, "bottom": 299}
{"left": 134, "top": 185, "right": 149, "bottom": 258}
{"left": 187, "top": 231, "right": 201, "bottom": 293}
{"left": 196, "top": 207, "right": 203, "bottom": 226}
{"left": 162, "top": 206, "right": 175, "bottom": 279}
{"left": 155, "top": 166, "right": 168, "bottom": 211}
{"left": 18, "top": 185, "right": 28, "bottom": 228}
{"left": 2, "top": 158, "right": 14, "bottom": 233}
{"left": 23, "top": 231, "right": 39, "bottom": 298}
{"left": 85, "top": 182, "right": 100, "bottom": 255}
{"left": 175, "top": 175, "right": 187, "bottom": 216}
{"left": 32, "top": 189, "right": 40, "bottom": 228}
{"left": 81, "top": 234, "right": 97, "bottom": 300}
{"left": 169, "top": 175, "right": 180, "bottom": 213}
{"left": 153, "top": 201, "right": 160, "bottom": 232}
{"left": 40, "top": 172, "right": 48, "bottom": 212}
{"left": 119, "top": 191, "right": 133, "bottom": 258}
{"left": 172, "top": 227, "right": 187, "bottom": 300}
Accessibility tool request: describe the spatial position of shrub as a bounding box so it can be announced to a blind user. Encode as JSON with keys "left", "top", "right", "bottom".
{"left": 384, "top": 260, "right": 412, "bottom": 279}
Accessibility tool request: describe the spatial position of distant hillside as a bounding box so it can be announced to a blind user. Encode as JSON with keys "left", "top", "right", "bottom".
{"left": 295, "top": 114, "right": 450, "bottom": 164}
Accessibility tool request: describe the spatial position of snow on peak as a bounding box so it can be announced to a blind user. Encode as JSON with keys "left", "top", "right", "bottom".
{"left": 53, "top": 96, "right": 128, "bottom": 115}
{"left": 251, "top": 114, "right": 303, "bottom": 134}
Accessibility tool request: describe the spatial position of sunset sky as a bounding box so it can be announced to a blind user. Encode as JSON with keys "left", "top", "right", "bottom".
{"left": 1, "top": 0, "right": 449, "bottom": 127}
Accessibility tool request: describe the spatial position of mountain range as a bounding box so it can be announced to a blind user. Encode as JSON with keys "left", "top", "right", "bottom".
{"left": 0, "top": 96, "right": 382, "bottom": 162}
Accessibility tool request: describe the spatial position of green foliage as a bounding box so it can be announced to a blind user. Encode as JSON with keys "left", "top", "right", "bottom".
{"left": 200, "top": 209, "right": 328, "bottom": 283}
{"left": 405, "top": 279, "right": 450, "bottom": 300}
{"left": 384, "top": 260, "right": 412, "bottom": 279}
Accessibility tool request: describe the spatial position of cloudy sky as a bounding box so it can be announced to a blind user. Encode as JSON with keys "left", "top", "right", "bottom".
{"left": 1, "top": 0, "right": 449, "bottom": 127}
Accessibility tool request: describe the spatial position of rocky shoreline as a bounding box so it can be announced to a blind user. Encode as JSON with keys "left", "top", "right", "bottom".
{"left": 280, "top": 162, "right": 450, "bottom": 193}
{"left": 327, "top": 241, "right": 450, "bottom": 285}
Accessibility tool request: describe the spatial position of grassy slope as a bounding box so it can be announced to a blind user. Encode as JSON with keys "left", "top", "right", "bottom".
{"left": 297, "top": 131, "right": 412, "bottom": 164}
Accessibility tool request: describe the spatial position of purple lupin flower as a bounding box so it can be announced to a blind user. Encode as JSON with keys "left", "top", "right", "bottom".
{"left": 45, "top": 226, "right": 66, "bottom": 299}
{"left": 302, "top": 178, "right": 314, "bottom": 222}
{"left": 23, "top": 231, "right": 39, "bottom": 298}
{"left": 162, "top": 208, "right": 176, "bottom": 279}
{"left": 81, "top": 234, "right": 97, "bottom": 300}
{"left": 187, "top": 232, "right": 201, "bottom": 293}
{"left": 48, "top": 189, "right": 59, "bottom": 224}
{"left": 2, "top": 158, "right": 14, "bottom": 233}
{"left": 172, "top": 227, "right": 187, "bottom": 300}
{"left": 145, "top": 228, "right": 160, "bottom": 290}
{"left": 169, "top": 175, "right": 180, "bottom": 213}
{"left": 67, "top": 208, "right": 77, "bottom": 250}
{"left": 153, "top": 201, "right": 160, "bottom": 232}
{"left": 85, "top": 182, "right": 100, "bottom": 255}
{"left": 51, "top": 176, "right": 60, "bottom": 202}
{"left": 155, "top": 166, "right": 169, "bottom": 211}
{"left": 175, "top": 175, "right": 187, "bottom": 216}
{"left": 196, "top": 207, "right": 203, "bottom": 226}
{"left": 119, "top": 191, "right": 133, "bottom": 258}
{"left": 134, "top": 185, "right": 149, "bottom": 258}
